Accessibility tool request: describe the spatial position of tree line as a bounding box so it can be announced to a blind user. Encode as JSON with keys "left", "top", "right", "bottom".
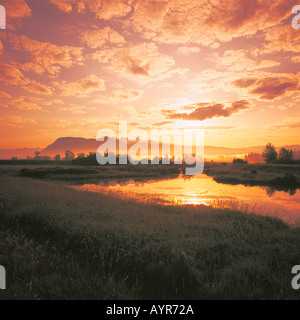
{"left": 261, "top": 143, "right": 298, "bottom": 164}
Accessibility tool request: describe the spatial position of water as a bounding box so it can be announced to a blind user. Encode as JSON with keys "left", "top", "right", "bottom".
{"left": 73, "top": 174, "right": 300, "bottom": 225}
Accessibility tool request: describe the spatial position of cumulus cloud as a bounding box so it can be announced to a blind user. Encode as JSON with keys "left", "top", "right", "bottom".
{"left": 23, "top": 82, "right": 53, "bottom": 95}
{"left": 93, "top": 89, "right": 144, "bottom": 104}
{"left": 233, "top": 74, "right": 300, "bottom": 100}
{"left": 0, "top": 62, "right": 53, "bottom": 95}
{"left": 15, "top": 101, "right": 42, "bottom": 111}
{"left": 60, "top": 74, "right": 105, "bottom": 97}
{"left": 0, "top": 0, "right": 298, "bottom": 147}
{"left": 163, "top": 100, "right": 250, "bottom": 121}
{"left": 152, "top": 121, "right": 174, "bottom": 127}
{"left": 1, "top": 0, "right": 31, "bottom": 30}
{"left": 292, "top": 56, "right": 300, "bottom": 63}
{"left": 58, "top": 105, "right": 87, "bottom": 115}
{"left": 250, "top": 78, "right": 299, "bottom": 100}
{"left": 2, "top": 0, "right": 31, "bottom": 19}
{"left": 124, "top": 0, "right": 170, "bottom": 37}
{"left": 111, "top": 89, "right": 144, "bottom": 103}
{"left": 0, "top": 116, "right": 37, "bottom": 129}
{"left": 122, "top": 0, "right": 297, "bottom": 47}
{"left": 50, "top": 0, "right": 133, "bottom": 20}
{"left": 0, "top": 32, "right": 84, "bottom": 75}
{"left": 0, "top": 92, "right": 11, "bottom": 99}
{"left": 203, "top": 0, "right": 297, "bottom": 39}
{"left": 1, "top": 95, "right": 52, "bottom": 111}
{"left": 79, "top": 27, "right": 125, "bottom": 49}
{"left": 0, "top": 62, "right": 28, "bottom": 86}
{"left": 210, "top": 50, "right": 281, "bottom": 71}
{"left": 177, "top": 46, "right": 201, "bottom": 55}
{"left": 263, "top": 24, "right": 300, "bottom": 54}
{"left": 232, "top": 78, "right": 257, "bottom": 88}
{"left": 49, "top": 0, "right": 76, "bottom": 13}
{"left": 49, "top": 0, "right": 299, "bottom": 50}
{"left": 92, "top": 42, "right": 175, "bottom": 81}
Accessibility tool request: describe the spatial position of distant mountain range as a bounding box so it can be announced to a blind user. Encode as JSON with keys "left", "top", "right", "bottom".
{"left": 41, "top": 137, "right": 102, "bottom": 156}
{"left": 0, "top": 137, "right": 299, "bottom": 159}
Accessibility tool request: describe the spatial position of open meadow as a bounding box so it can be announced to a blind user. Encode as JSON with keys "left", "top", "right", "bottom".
{"left": 0, "top": 161, "right": 300, "bottom": 299}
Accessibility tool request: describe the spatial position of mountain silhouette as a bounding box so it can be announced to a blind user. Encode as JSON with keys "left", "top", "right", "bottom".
{"left": 39, "top": 138, "right": 300, "bottom": 159}
{"left": 0, "top": 137, "right": 299, "bottom": 159}
{"left": 41, "top": 137, "right": 102, "bottom": 156}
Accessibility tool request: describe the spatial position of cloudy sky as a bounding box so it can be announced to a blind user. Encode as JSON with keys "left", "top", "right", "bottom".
{"left": 0, "top": 0, "right": 299, "bottom": 149}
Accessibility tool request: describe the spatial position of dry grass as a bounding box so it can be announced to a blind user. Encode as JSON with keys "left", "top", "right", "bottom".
{"left": 0, "top": 175, "right": 300, "bottom": 299}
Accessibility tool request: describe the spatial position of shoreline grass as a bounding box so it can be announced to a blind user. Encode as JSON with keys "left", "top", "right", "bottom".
{"left": 204, "top": 162, "right": 300, "bottom": 194}
{"left": 1, "top": 161, "right": 299, "bottom": 194}
{"left": 0, "top": 176, "right": 300, "bottom": 299}
{"left": 1, "top": 160, "right": 300, "bottom": 191}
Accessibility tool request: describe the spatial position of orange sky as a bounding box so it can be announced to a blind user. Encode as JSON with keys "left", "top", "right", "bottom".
{"left": 0, "top": 0, "right": 299, "bottom": 149}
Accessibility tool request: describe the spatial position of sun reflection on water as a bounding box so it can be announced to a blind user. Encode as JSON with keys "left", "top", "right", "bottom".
{"left": 72, "top": 174, "right": 300, "bottom": 225}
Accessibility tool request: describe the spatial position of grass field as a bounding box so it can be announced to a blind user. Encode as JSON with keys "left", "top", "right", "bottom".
{"left": 1, "top": 159, "right": 299, "bottom": 191}
{"left": 0, "top": 162, "right": 183, "bottom": 183}
{"left": 0, "top": 171, "right": 300, "bottom": 299}
{"left": 205, "top": 162, "right": 300, "bottom": 193}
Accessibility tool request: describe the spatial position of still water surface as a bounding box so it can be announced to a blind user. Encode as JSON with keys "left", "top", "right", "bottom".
{"left": 73, "top": 174, "right": 300, "bottom": 225}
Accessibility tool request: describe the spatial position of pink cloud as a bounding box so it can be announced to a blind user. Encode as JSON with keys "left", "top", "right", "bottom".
{"left": 50, "top": 0, "right": 133, "bottom": 20}
{"left": 263, "top": 24, "right": 300, "bottom": 54}
{"left": 92, "top": 42, "right": 175, "bottom": 81}
{"left": 0, "top": 92, "right": 11, "bottom": 99}
{"left": 2, "top": 0, "right": 31, "bottom": 30}
{"left": 23, "top": 82, "right": 53, "bottom": 95}
{"left": 163, "top": 100, "right": 250, "bottom": 121}
{"left": 60, "top": 74, "right": 105, "bottom": 97}
{"left": 0, "top": 32, "right": 84, "bottom": 75}
{"left": 123, "top": 0, "right": 298, "bottom": 46}
{"left": 0, "top": 62, "right": 28, "bottom": 85}
{"left": 79, "top": 27, "right": 125, "bottom": 49}
{"left": 0, "top": 62, "right": 52, "bottom": 95}
{"left": 233, "top": 74, "right": 300, "bottom": 100}
{"left": 2, "top": 0, "right": 31, "bottom": 19}
{"left": 93, "top": 89, "right": 144, "bottom": 104}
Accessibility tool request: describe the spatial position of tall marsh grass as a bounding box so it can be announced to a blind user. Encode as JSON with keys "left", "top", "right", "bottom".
{"left": 0, "top": 176, "right": 300, "bottom": 299}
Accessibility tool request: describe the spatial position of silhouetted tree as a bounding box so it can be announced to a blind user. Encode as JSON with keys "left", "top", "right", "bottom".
{"left": 54, "top": 154, "right": 61, "bottom": 161}
{"left": 76, "top": 153, "right": 86, "bottom": 159}
{"left": 65, "top": 150, "right": 75, "bottom": 160}
{"left": 71, "top": 152, "right": 98, "bottom": 165}
{"left": 34, "top": 151, "right": 40, "bottom": 159}
{"left": 233, "top": 158, "right": 248, "bottom": 164}
{"left": 278, "top": 148, "right": 294, "bottom": 163}
{"left": 262, "top": 143, "right": 277, "bottom": 163}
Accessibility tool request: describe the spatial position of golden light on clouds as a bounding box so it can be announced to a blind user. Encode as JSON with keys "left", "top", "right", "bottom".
{"left": 0, "top": 0, "right": 299, "bottom": 148}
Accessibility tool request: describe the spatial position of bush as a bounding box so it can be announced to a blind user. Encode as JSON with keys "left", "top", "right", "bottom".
{"left": 233, "top": 158, "right": 248, "bottom": 164}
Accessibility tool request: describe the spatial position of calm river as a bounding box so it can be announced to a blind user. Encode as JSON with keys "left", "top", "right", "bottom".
{"left": 73, "top": 174, "right": 300, "bottom": 225}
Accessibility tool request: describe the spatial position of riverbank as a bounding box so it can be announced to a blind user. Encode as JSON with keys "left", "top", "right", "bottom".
{"left": 0, "top": 175, "right": 299, "bottom": 299}
{"left": 0, "top": 162, "right": 182, "bottom": 182}
{"left": 204, "top": 163, "right": 300, "bottom": 193}
{"left": 1, "top": 161, "right": 300, "bottom": 193}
